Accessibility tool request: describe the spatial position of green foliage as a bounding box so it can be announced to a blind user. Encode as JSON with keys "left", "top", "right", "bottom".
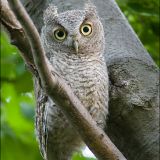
{"left": 116, "top": 0, "right": 159, "bottom": 66}
{"left": 1, "top": 32, "right": 42, "bottom": 160}
{"left": 0, "top": 1, "right": 159, "bottom": 160}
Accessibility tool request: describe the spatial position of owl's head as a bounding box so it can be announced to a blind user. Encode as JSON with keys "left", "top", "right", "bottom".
{"left": 42, "top": 1, "right": 105, "bottom": 55}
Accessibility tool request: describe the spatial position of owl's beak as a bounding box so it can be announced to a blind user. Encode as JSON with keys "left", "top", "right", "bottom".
{"left": 73, "top": 40, "right": 79, "bottom": 54}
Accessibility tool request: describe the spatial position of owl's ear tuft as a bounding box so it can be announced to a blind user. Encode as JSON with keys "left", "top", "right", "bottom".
{"left": 43, "top": 4, "right": 58, "bottom": 24}
{"left": 85, "top": 0, "right": 98, "bottom": 18}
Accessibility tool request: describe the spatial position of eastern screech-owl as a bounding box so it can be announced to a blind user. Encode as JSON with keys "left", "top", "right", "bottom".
{"left": 35, "top": 1, "right": 109, "bottom": 160}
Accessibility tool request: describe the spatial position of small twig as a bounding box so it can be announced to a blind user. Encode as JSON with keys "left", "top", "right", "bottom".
{"left": 1, "top": 0, "right": 36, "bottom": 74}
{"left": 7, "top": 0, "right": 127, "bottom": 159}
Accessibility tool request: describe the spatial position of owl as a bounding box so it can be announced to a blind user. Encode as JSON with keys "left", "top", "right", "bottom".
{"left": 35, "top": 1, "right": 109, "bottom": 160}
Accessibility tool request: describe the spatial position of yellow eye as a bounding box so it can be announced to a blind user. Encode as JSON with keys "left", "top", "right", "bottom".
{"left": 53, "top": 29, "right": 67, "bottom": 41}
{"left": 80, "top": 23, "right": 92, "bottom": 36}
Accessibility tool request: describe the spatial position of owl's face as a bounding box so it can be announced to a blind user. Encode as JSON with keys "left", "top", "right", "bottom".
{"left": 42, "top": 3, "right": 105, "bottom": 56}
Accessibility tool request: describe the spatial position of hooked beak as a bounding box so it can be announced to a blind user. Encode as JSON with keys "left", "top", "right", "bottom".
{"left": 73, "top": 40, "right": 79, "bottom": 54}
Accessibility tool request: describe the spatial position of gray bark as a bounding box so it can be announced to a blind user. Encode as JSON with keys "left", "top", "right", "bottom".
{"left": 21, "top": 0, "right": 159, "bottom": 160}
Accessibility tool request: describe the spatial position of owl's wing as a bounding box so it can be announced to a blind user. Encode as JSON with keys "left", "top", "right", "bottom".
{"left": 35, "top": 79, "right": 48, "bottom": 160}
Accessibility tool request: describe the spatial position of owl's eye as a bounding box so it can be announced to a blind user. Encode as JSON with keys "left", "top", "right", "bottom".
{"left": 54, "top": 29, "right": 67, "bottom": 41}
{"left": 80, "top": 23, "right": 92, "bottom": 36}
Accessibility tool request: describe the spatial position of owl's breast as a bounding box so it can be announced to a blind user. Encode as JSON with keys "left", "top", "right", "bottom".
{"left": 50, "top": 53, "right": 109, "bottom": 127}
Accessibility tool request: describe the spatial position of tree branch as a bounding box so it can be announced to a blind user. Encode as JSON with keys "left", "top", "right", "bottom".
{"left": 1, "top": 0, "right": 38, "bottom": 75}
{"left": 6, "top": 0, "right": 127, "bottom": 159}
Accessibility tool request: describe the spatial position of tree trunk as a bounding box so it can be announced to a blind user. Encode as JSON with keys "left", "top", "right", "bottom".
{"left": 21, "top": 0, "right": 159, "bottom": 160}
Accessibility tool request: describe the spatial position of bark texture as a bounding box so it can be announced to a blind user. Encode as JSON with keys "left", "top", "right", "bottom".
{"left": 19, "top": 0, "right": 159, "bottom": 159}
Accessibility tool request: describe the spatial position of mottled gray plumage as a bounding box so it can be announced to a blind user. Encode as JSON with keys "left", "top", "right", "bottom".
{"left": 35, "top": 1, "right": 109, "bottom": 160}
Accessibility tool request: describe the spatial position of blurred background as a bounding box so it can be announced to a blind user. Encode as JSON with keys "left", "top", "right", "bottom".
{"left": 0, "top": 0, "right": 159, "bottom": 160}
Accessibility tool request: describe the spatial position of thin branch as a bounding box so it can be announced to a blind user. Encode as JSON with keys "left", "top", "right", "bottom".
{"left": 7, "top": 0, "right": 127, "bottom": 159}
{"left": 1, "top": 0, "right": 37, "bottom": 75}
